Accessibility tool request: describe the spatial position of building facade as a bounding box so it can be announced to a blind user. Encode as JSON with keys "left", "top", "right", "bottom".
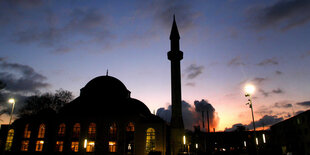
{"left": 0, "top": 76, "right": 168, "bottom": 155}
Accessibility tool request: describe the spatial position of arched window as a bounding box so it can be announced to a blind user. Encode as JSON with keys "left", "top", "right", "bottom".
{"left": 35, "top": 140, "right": 44, "bottom": 151}
{"left": 109, "top": 123, "right": 117, "bottom": 139}
{"left": 72, "top": 123, "right": 80, "bottom": 138}
{"left": 86, "top": 141, "right": 95, "bottom": 152}
{"left": 5, "top": 129, "right": 14, "bottom": 151}
{"left": 126, "top": 122, "right": 135, "bottom": 153}
{"left": 146, "top": 128, "right": 155, "bottom": 153}
{"left": 55, "top": 141, "right": 63, "bottom": 152}
{"left": 24, "top": 124, "right": 31, "bottom": 138}
{"left": 126, "top": 122, "right": 135, "bottom": 132}
{"left": 88, "top": 123, "right": 96, "bottom": 138}
{"left": 71, "top": 141, "right": 79, "bottom": 152}
{"left": 38, "top": 124, "right": 45, "bottom": 138}
{"left": 21, "top": 140, "right": 29, "bottom": 151}
{"left": 58, "top": 123, "right": 66, "bottom": 137}
{"left": 109, "top": 123, "right": 117, "bottom": 152}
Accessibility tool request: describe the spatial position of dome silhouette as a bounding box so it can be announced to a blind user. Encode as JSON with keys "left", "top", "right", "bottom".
{"left": 80, "top": 75, "right": 131, "bottom": 100}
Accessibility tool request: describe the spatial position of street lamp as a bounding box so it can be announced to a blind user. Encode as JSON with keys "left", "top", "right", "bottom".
{"left": 8, "top": 98, "right": 15, "bottom": 126}
{"left": 244, "top": 84, "right": 257, "bottom": 153}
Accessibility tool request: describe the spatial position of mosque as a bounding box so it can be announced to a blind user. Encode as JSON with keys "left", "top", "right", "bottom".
{"left": 0, "top": 17, "right": 186, "bottom": 155}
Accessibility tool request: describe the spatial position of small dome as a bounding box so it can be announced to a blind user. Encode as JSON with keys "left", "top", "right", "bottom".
{"left": 80, "top": 76, "right": 130, "bottom": 99}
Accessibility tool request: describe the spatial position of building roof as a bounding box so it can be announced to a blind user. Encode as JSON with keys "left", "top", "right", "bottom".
{"left": 58, "top": 75, "right": 151, "bottom": 118}
{"left": 80, "top": 75, "right": 131, "bottom": 100}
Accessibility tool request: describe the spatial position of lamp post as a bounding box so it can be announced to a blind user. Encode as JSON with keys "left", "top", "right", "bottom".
{"left": 244, "top": 84, "right": 257, "bottom": 154}
{"left": 8, "top": 98, "right": 15, "bottom": 126}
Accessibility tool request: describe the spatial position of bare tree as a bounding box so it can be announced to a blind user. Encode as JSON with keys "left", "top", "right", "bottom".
{"left": 18, "top": 89, "right": 73, "bottom": 118}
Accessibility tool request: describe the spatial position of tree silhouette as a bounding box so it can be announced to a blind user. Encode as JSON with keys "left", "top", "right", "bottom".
{"left": 18, "top": 89, "right": 73, "bottom": 118}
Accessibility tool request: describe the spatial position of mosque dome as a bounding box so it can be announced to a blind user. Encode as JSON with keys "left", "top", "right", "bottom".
{"left": 80, "top": 75, "right": 131, "bottom": 99}
{"left": 59, "top": 75, "right": 151, "bottom": 117}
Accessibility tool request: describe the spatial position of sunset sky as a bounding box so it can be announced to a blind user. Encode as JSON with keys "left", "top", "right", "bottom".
{"left": 0, "top": 0, "right": 310, "bottom": 131}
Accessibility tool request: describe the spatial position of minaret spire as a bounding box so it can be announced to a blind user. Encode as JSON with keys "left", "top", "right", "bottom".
{"left": 168, "top": 15, "right": 184, "bottom": 129}
{"left": 167, "top": 15, "right": 184, "bottom": 155}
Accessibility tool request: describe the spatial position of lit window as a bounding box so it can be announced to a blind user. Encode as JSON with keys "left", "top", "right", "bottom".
{"left": 21, "top": 140, "right": 29, "bottom": 151}
{"left": 56, "top": 141, "right": 63, "bottom": 152}
{"left": 110, "top": 123, "right": 117, "bottom": 140}
{"left": 58, "top": 123, "right": 66, "bottom": 137}
{"left": 35, "top": 140, "right": 44, "bottom": 151}
{"left": 88, "top": 123, "right": 96, "bottom": 139}
{"left": 146, "top": 128, "right": 155, "bottom": 153}
{"left": 109, "top": 141, "right": 117, "bottom": 152}
{"left": 71, "top": 141, "right": 79, "bottom": 152}
{"left": 126, "top": 122, "right": 135, "bottom": 153}
{"left": 24, "top": 124, "right": 31, "bottom": 138}
{"left": 38, "top": 124, "right": 45, "bottom": 138}
{"left": 72, "top": 123, "right": 80, "bottom": 138}
{"left": 86, "top": 141, "right": 95, "bottom": 152}
{"left": 5, "top": 129, "right": 14, "bottom": 151}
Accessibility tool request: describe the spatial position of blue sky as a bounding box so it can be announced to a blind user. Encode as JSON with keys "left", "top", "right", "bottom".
{"left": 1, "top": 0, "right": 310, "bottom": 131}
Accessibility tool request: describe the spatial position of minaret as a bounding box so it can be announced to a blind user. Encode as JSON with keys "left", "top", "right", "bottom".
{"left": 168, "top": 15, "right": 184, "bottom": 155}
{"left": 168, "top": 15, "right": 184, "bottom": 129}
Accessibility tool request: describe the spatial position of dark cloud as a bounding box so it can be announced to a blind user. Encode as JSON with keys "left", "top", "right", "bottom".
{"left": 259, "top": 89, "right": 270, "bottom": 97}
{"left": 259, "top": 88, "right": 284, "bottom": 97}
{"left": 274, "top": 101, "right": 292, "bottom": 108}
{"left": 15, "top": 8, "right": 112, "bottom": 48}
{"left": 228, "top": 56, "right": 245, "bottom": 66}
{"left": 225, "top": 115, "right": 283, "bottom": 131}
{"left": 0, "top": 59, "right": 49, "bottom": 93}
{"left": 252, "top": 77, "right": 267, "bottom": 84}
{"left": 275, "top": 70, "right": 283, "bottom": 75}
{"left": 156, "top": 99, "right": 219, "bottom": 131}
{"left": 272, "top": 88, "right": 284, "bottom": 94}
{"left": 185, "top": 64, "right": 204, "bottom": 79}
{"left": 0, "top": 0, "right": 113, "bottom": 53}
{"left": 252, "top": 115, "right": 284, "bottom": 129}
{"left": 296, "top": 101, "right": 310, "bottom": 107}
{"left": 224, "top": 123, "right": 245, "bottom": 132}
{"left": 250, "top": 0, "right": 310, "bottom": 31}
{"left": 257, "top": 57, "right": 279, "bottom": 66}
{"left": 256, "top": 106, "right": 273, "bottom": 116}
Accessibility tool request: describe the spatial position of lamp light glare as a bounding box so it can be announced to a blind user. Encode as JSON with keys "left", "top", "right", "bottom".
{"left": 256, "top": 138, "right": 258, "bottom": 145}
{"left": 84, "top": 139, "right": 87, "bottom": 148}
{"left": 244, "top": 84, "right": 255, "bottom": 95}
{"left": 183, "top": 135, "right": 186, "bottom": 145}
{"left": 8, "top": 98, "right": 15, "bottom": 104}
{"left": 244, "top": 141, "right": 246, "bottom": 147}
{"left": 195, "top": 143, "right": 198, "bottom": 149}
{"left": 263, "top": 134, "right": 266, "bottom": 143}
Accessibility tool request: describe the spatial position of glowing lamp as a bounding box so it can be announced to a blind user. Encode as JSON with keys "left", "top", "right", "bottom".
{"left": 183, "top": 135, "right": 186, "bottom": 145}
{"left": 263, "top": 134, "right": 266, "bottom": 143}
{"left": 8, "top": 98, "right": 15, "bottom": 104}
{"left": 244, "top": 84, "right": 255, "bottom": 95}
{"left": 84, "top": 139, "right": 87, "bottom": 148}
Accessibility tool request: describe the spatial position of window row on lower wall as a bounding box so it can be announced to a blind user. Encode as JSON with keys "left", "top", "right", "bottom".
{"left": 5, "top": 123, "right": 157, "bottom": 153}
{"left": 21, "top": 122, "right": 134, "bottom": 140}
{"left": 19, "top": 139, "right": 117, "bottom": 152}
